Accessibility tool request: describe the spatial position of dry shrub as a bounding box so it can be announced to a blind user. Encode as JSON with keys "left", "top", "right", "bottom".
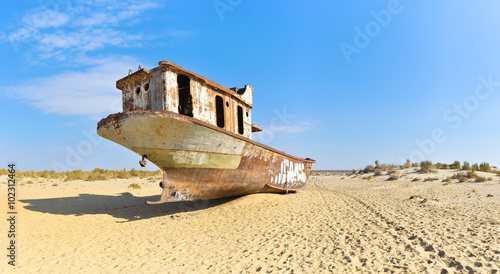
{"left": 418, "top": 161, "right": 435, "bottom": 174}
{"left": 128, "top": 183, "right": 141, "bottom": 189}
{"left": 387, "top": 175, "right": 399, "bottom": 181}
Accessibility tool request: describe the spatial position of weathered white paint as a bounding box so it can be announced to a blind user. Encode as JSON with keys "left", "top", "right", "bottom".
{"left": 150, "top": 67, "right": 164, "bottom": 111}
{"left": 171, "top": 189, "right": 194, "bottom": 201}
{"left": 117, "top": 63, "right": 255, "bottom": 139}
{"left": 271, "top": 159, "right": 306, "bottom": 187}
{"left": 164, "top": 68, "right": 178, "bottom": 113}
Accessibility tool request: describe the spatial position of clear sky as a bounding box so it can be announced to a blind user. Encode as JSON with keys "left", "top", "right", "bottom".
{"left": 1, "top": 0, "right": 500, "bottom": 171}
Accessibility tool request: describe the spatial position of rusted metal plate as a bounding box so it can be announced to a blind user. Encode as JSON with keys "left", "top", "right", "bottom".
{"left": 100, "top": 61, "right": 315, "bottom": 204}
{"left": 97, "top": 110, "right": 315, "bottom": 203}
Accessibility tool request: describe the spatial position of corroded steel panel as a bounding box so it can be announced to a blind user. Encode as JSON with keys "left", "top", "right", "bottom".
{"left": 105, "top": 61, "right": 315, "bottom": 204}
{"left": 97, "top": 110, "right": 315, "bottom": 203}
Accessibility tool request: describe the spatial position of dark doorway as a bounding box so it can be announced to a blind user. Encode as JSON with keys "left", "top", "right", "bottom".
{"left": 177, "top": 74, "right": 193, "bottom": 117}
{"left": 237, "top": 106, "right": 244, "bottom": 134}
{"left": 216, "top": 95, "right": 225, "bottom": 128}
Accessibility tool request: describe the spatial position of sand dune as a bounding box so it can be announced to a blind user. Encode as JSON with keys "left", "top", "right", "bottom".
{"left": 1, "top": 171, "right": 499, "bottom": 273}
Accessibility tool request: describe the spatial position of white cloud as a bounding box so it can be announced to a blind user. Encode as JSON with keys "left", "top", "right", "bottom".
{"left": 4, "top": 56, "right": 144, "bottom": 117}
{"left": 7, "top": 0, "right": 159, "bottom": 63}
{"left": 22, "top": 8, "right": 71, "bottom": 29}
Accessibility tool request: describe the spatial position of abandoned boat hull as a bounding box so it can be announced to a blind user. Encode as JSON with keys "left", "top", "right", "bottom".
{"left": 97, "top": 110, "right": 315, "bottom": 203}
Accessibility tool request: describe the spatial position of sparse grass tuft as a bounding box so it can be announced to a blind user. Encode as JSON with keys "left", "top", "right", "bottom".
{"left": 52, "top": 183, "right": 59, "bottom": 187}
{"left": 411, "top": 178, "right": 420, "bottom": 182}
{"left": 387, "top": 175, "right": 399, "bottom": 181}
{"left": 474, "top": 175, "right": 487, "bottom": 182}
{"left": 410, "top": 195, "right": 423, "bottom": 199}
{"left": 26, "top": 180, "right": 34, "bottom": 184}
{"left": 387, "top": 169, "right": 398, "bottom": 175}
{"left": 363, "top": 165, "right": 375, "bottom": 174}
{"left": 128, "top": 183, "right": 141, "bottom": 189}
{"left": 402, "top": 159, "right": 411, "bottom": 169}
{"left": 424, "top": 177, "right": 439, "bottom": 182}
{"left": 85, "top": 173, "right": 109, "bottom": 181}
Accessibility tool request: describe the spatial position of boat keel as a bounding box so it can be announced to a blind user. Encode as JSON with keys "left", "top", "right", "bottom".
{"left": 145, "top": 171, "right": 197, "bottom": 204}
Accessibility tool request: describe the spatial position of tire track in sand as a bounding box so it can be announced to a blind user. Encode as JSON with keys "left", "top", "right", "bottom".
{"left": 312, "top": 177, "right": 495, "bottom": 273}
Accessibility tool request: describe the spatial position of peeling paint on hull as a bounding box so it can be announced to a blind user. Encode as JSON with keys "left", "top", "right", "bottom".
{"left": 97, "top": 110, "right": 315, "bottom": 203}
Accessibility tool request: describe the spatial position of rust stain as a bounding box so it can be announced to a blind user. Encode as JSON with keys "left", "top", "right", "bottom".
{"left": 97, "top": 61, "right": 316, "bottom": 204}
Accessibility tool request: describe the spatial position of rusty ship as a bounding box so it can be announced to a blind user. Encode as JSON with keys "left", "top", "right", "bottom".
{"left": 97, "top": 61, "right": 315, "bottom": 204}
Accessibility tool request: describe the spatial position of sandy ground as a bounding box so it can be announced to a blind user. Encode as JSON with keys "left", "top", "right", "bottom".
{"left": 1, "top": 169, "right": 499, "bottom": 273}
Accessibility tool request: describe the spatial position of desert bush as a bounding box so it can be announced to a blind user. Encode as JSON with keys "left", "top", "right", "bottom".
{"left": 65, "top": 170, "right": 86, "bottom": 181}
{"left": 388, "top": 169, "right": 398, "bottom": 175}
{"left": 116, "top": 168, "right": 131, "bottom": 179}
{"left": 0, "top": 168, "right": 8, "bottom": 175}
{"left": 449, "top": 160, "right": 461, "bottom": 169}
{"left": 442, "top": 177, "right": 451, "bottom": 182}
{"left": 375, "top": 160, "right": 380, "bottom": 169}
{"left": 402, "top": 159, "right": 411, "bottom": 169}
{"left": 479, "top": 162, "right": 491, "bottom": 172}
{"left": 26, "top": 180, "right": 34, "bottom": 184}
{"left": 363, "top": 165, "right": 375, "bottom": 173}
{"left": 462, "top": 161, "right": 471, "bottom": 170}
{"left": 418, "top": 161, "right": 434, "bottom": 174}
{"left": 85, "top": 173, "right": 109, "bottom": 181}
{"left": 472, "top": 163, "right": 479, "bottom": 171}
{"left": 474, "top": 175, "right": 487, "bottom": 182}
{"left": 424, "top": 177, "right": 439, "bottom": 182}
{"left": 411, "top": 162, "right": 419, "bottom": 167}
{"left": 435, "top": 162, "right": 448, "bottom": 169}
{"left": 455, "top": 174, "right": 468, "bottom": 182}
{"left": 52, "top": 183, "right": 59, "bottom": 187}
{"left": 128, "top": 183, "right": 141, "bottom": 189}
{"left": 21, "top": 170, "right": 36, "bottom": 178}
{"left": 37, "top": 170, "right": 52, "bottom": 178}
{"left": 129, "top": 168, "right": 142, "bottom": 177}
{"left": 374, "top": 169, "right": 383, "bottom": 176}
{"left": 411, "top": 178, "right": 420, "bottom": 181}
{"left": 387, "top": 175, "right": 399, "bottom": 181}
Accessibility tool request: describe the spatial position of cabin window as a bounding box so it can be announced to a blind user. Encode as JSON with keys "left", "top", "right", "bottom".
{"left": 177, "top": 74, "right": 193, "bottom": 117}
{"left": 237, "top": 106, "right": 244, "bottom": 134}
{"left": 216, "top": 95, "right": 225, "bottom": 128}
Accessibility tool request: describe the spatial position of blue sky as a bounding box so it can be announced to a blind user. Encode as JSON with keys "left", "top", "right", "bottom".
{"left": 1, "top": 0, "right": 500, "bottom": 171}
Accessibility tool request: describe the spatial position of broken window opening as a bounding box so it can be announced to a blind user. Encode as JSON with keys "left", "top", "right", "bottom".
{"left": 237, "top": 106, "right": 244, "bottom": 135}
{"left": 135, "top": 87, "right": 141, "bottom": 94}
{"left": 177, "top": 74, "right": 193, "bottom": 117}
{"left": 216, "top": 95, "right": 225, "bottom": 128}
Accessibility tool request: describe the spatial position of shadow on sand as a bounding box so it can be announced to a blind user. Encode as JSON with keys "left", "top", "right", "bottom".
{"left": 20, "top": 192, "right": 236, "bottom": 222}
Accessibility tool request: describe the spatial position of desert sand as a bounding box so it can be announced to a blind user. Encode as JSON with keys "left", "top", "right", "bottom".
{"left": 1, "top": 168, "right": 499, "bottom": 273}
